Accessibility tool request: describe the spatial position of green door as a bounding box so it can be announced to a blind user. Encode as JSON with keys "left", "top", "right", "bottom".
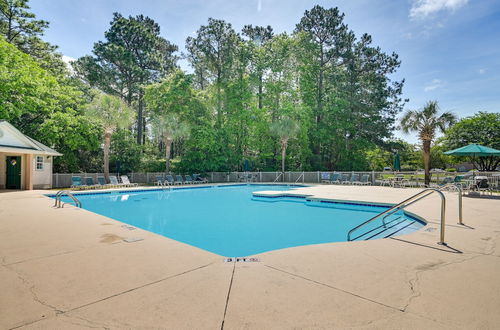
{"left": 6, "top": 156, "right": 22, "bottom": 189}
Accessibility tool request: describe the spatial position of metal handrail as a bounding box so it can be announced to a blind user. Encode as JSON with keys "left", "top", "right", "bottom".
{"left": 381, "top": 183, "right": 463, "bottom": 227}
{"left": 54, "top": 190, "right": 82, "bottom": 208}
{"left": 347, "top": 188, "right": 446, "bottom": 244}
{"left": 295, "top": 172, "right": 304, "bottom": 183}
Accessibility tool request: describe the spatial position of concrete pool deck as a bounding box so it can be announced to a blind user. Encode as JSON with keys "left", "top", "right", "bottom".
{"left": 1, "top": 185, "right": 499, "bottom": 329}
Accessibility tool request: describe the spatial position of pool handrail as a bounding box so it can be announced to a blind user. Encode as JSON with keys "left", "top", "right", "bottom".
{"left": 54, "top": 190, "right": 82, "bottom": 208}
{"left": 380, "top": 183, "right": 463, "bottom": 227}
{"left": 347, "top": 188, "right": 446, "bottom": 244}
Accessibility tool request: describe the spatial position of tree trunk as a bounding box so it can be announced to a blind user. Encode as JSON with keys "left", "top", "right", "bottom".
{"left": 258, "top": 73, "right": 263, "bottom": 109}
{"left": 165, "top": 137, "right": 173, "bottom": 173}
{"left": 103, "top": 132, "right": 112, "bottom": 182}
{"left": 137, "top": 91, "right": 144, "bottom": 144}
{"left": 422, "top": 139, "right": 431, "bottom": 186}
{"left": 281, "top": 140, "right": 287, "bottom": 181}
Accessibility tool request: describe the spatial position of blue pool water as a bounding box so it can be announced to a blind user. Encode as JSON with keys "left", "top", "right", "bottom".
{"left": 54, "top": 184, "right": 425, "bottom": 257}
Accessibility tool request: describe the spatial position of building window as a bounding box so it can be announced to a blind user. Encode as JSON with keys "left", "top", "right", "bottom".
{"left": 36, "top": 156, "right": 44, "bottom": 170}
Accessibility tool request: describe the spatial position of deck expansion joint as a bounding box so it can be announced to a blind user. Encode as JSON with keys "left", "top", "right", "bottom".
{"left": 264, "top": 264, "right": 402, "bottom": 312}
{"left": 220, "top": 261, "right": 236, "bottom": 330}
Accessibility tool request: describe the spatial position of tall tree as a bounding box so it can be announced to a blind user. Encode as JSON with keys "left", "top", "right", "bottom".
{"left": 242, "top": 24, "right": 273, "bottom": 109}
{"left": 151, "top": 114, "right": 189, "bottom": 173}
{"left": 73, "top": 13, "right": 178, "bottom": 144}
{"left": 0, "top": 0, "right": 66, "bottom": 75}
{"left": 186, "top": 18, "right": 240, "bottom": 128}
{"left": 86, "top": 93, "right": 135, "bottom": 181}
{"left": 295, "top": 5, "right": 348, "bottom": 161}
{"left": 270, "top": 118, "right": 300, "bottom": 174}
{"left": 400, "top": 101, "right": 456, "bottom": 185}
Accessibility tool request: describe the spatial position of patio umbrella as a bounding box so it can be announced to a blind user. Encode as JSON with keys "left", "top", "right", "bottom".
{"left": 444, "top": 143, "right": 500, "bottom": 177}
{"left": 393, "top": 153, "right": 401, "bottom": 171}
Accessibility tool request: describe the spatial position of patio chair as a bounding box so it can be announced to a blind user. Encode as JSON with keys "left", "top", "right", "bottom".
{"left": 120, "top": 175, "right": 138, "bottom": 187}
{"left": 321, "top": 172, "right": 331, "bottom": 183}
{"left": 109, "top": 176, "right": 120, "bottom": 187}
{"left": 329, "top": 172, "right": 341, "bottom": 184}
{"left": 83, "top": 177, "right": 100, "bottom": 190}
{"left": 341, "top": 173, "right": 351, "bottom": 184}
{"left": 155, "top": 175, "right": 164, "bottom": 186}
{"left": 71, "top": 176, "right": 82, "bottom": 189}
{"left": 175, "top": 175, "right": 185, "bottom": 185}
{"left": 359, "top": 174, "right": 371, "bottom": 185}
{"left": 349, "top": 173, "right": 361, "bottom": 185}
{"left": 475, "top": 178, "right": 492, "bottom": 195}
{"left": 165, "top": 175, "right": 175, "bottom": 185}
{"left": 97, "top": 176, "right": 113, "bottom": 188}
{"left": 184, "top": 175, "right": 194, "bottom": 184}
{"left": 193, "top": 174, "right": 208, "bottom": 183}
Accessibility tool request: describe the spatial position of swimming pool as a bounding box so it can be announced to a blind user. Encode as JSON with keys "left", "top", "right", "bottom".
{"left": 53, "top": 184, "right": 425, "bottom": 257}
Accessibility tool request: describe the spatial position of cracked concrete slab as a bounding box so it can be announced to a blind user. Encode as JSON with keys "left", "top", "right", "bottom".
{"left": 1, "top": 186, "right": 499, "bottom": 329}
{"left": 223, "top": 262, "right": 402, "bottom": 329}
{"left": 0, "top": 266, "right": 56, "bottom": 329}
{"left": 23, "top": 262, "right": 234, "bottom": 330}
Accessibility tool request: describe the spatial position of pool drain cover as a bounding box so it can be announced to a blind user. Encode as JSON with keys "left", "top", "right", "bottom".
{"left": 224, "top": 257, "right": 259, "bottom": 263}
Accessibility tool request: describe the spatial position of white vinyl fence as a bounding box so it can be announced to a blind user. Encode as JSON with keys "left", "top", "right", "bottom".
{"left": 51, "top": 171, "right": 500, "bottom": 189}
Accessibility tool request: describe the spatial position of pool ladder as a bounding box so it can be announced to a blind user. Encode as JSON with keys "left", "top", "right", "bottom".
{"left": 347, "top": 184, "right": 463, "bottom": 245}
{"left": 54, "top": 190, "right": 82, "bottom": 208}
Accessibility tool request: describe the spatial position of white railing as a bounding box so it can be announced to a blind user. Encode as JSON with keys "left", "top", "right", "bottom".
{"left": 52, "top": 171, "right": 500, "bottom": 189}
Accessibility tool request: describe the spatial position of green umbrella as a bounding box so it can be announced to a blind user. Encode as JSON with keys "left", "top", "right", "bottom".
{"left": 393, "top": 153, "right": 401, "bottom": 171}
{"left": 444, "top": 143, "right": 500, "bottom": 177}
{"left": 443, "top": 143, "right": 500, "bottom": 156}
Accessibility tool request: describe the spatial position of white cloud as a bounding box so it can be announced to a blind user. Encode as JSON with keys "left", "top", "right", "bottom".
{"left": 257, "top": 0, "right": 262, "bottom": 12}
{"left": 62, "top": 55, "right": 76, "bottom": 73}
{"left": 410, "top": 0, "right": 468, "bottom": 19}
{"left": 62, "top": 55, "right": 75, "bottom": 65}
{"left": 478, "top": 69, "right": 486, "bottom": 74}
{"left": 424, "top": 79, "right": 446, "bottom": 91}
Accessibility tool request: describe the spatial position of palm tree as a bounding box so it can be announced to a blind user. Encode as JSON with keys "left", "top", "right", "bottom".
{"left": 270, "top": 118, "right": 300, "bottom": 175}
{"left": 400, "top": 101, "right": 456, "bottom": 185}
{"left": 151, "top": 113, "right": 190, "bottom": 173}
{"left": 86, "top": 93, "right": 135, "bottom": 182}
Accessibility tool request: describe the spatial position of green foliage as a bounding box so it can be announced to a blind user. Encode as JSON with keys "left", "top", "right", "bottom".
{"left": 0, "top": 36, "right": 100, "bottom": 172}
{"left": 444, "top": 112, "right": 500, "bottom": 171}
{"left": 2, "top": 4, "right": 410, "bottom": 175}
{"left": 73, "top": 12, "right": 178, "bottom": 144}
{"left": 365, "top": 147, "right": 392, "bottom": 171}
{"left": 110, "top": 129, "right": 142, "bottom": 173}
{"left": 85, "top": 92, "right": 135, "bottom": 134}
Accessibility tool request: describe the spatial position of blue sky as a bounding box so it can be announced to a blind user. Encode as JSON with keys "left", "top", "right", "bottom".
{"left": 30, "top": 0, "right": 500, "bottom": 142}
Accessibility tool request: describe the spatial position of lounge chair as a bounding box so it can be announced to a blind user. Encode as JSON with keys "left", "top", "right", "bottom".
{"left": 120, "top": 175, "right": 138, "bottom": 187}
{"left": 359, "top": 174, "right": 371, "bottom": 185}
{"left": 184, "top": 175, "right": 194, "bottom": 184}
{"left": 321, "top": 172, "right": 330, "bottom": 183}
{"left": 329, "top": 172, "right": 341, "bottom": 184}
{"left": 349, "top": 173, "right": 361, "bottom": 185}
{"left": 83, "top": 177, "right": 100, "bottom": 189}
{"left": 109, "top": 176, "right": 120, "bottom": 187}
{"left": 174, "top": 175, "right": 184, "bottom": 185}
{"left": 71, "top": 176, "right": 82, "bottom": 189}
{"left": 341, "top": 173, "right": 351, "bottom": 184}
{"left": 165, "top": 175, "right": 175, "bottom": 185}
{"left": 155, "top": 175, "right": 164, "bottom": 186}
{"left": 474, "top": 178, "right": 492, "bottom": 195}
{"left": 193, "top": 174, "right": 208, "bottom": 183}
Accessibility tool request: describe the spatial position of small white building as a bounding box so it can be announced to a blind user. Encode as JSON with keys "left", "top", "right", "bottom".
{"left": 0, "top": 121, "right": 61, "bottom": 190}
